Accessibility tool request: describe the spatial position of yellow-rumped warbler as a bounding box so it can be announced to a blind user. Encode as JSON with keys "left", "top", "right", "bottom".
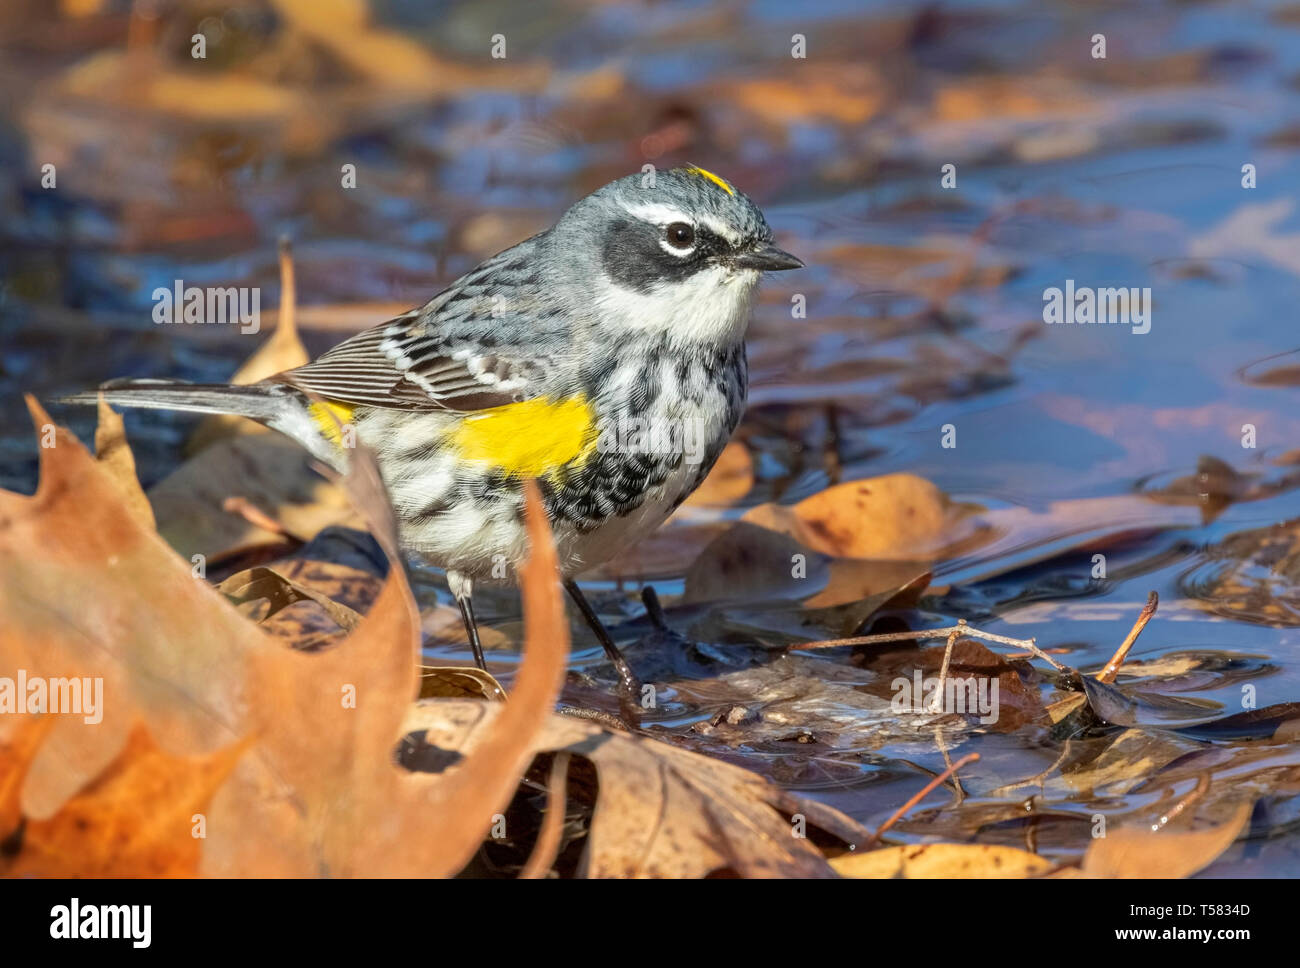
{"left": 66, "top": 166, "right": 802, "bottom": 693}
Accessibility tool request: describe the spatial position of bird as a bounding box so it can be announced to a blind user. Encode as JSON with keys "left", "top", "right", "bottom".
{"left": 64, "top": 165, "right": 802, "bottom": 699}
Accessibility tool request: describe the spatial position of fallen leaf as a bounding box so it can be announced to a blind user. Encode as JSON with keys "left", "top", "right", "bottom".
{"left": 205, "top": 480, "right": 568, "bottom": 876}
{"left": 216, "top": 565, "right": 363, "bottom": 632}
{"left": 1, "top": 399, "right": 258, "bottom": 817}
{"left": 95, "top": 394, "right": 154, "bottom": 531}
{"left": 683, "top": 441, "right": 753, "bottom": 508}
{"left": 1080, "top": 801, "right": 1253, "bottom": 878}
{"left": 60, "top": 49, "right": 308, "bottom": 122}
{"left": 0, "top": 716, "right": 56, "bottom": 836}
{"left": 4, "top": 723, "right": 251, "bottom": 877}
{"left": 405, "top": 699, "right": 868, "bottom": 878}
{"left": 725, "top": 65, "right": 884, "bottom": 126}
{"left": 419, "top": 666, "right": 506, "bottom": 702}
{"left": 149, "top": 432, "right": 357, "bottom": 563}
{"left": 271, "top": 0, "right": 548, "bottom": 93}
{"left": 832, "top": 842, "right": 1056, "bottom": 878}
{"left": 187, "top": 240, "right": 310, "bottom": 454}
{"left": 743, "top": 473, "right": 963, "bottom": 560}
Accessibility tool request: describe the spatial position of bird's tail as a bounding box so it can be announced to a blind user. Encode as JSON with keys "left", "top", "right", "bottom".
{"left": 58, "top": 379, "right": 344, "bottom": 468}
{"left": 60, "top": 379, "right": 290, "bottom": 422}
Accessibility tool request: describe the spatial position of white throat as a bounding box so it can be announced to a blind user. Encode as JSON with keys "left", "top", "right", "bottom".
{"left": 593, "top": 264, "right": 760, "bottom": 348}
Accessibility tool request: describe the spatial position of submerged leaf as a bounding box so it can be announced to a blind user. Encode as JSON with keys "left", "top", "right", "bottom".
{"left": 1080, "top": 801, "right": 1253, "bottom": 878}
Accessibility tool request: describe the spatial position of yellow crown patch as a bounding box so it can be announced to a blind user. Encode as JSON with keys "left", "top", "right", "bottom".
{"left": 685, "top": 166, "right": 735, "bottom": 197}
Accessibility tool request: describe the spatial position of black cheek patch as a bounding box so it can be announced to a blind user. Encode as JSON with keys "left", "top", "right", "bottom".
{"left": 601, "top": 218, "right": 717, "bottom": 292}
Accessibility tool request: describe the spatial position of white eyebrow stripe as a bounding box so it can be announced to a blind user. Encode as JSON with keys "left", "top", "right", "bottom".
{"left": 698, "top": 214, "right": 742, "bottom": 244}
{"left": 621, "top": 201, "right": 693, "bottom": 225}
{"left": 619, "top": 200, "right": 743, "bottom": 245}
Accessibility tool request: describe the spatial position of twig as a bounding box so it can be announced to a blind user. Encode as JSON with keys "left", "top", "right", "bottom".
{"left": 1149, "top": 772, "right": 1212, "bottom": 833}
{"left": 795, "top": 620, "right": 1068, "bottom": 672}
{"left": 1096, "top": 591, "right": 1158, "bottom": 683}
{"left": 928, "top": 627, "right": 962, "bottom": 713}
{"left": 865, "top": 752, "right": 981, "bottom": 849}
{"left": 520, "top": 752, "right": 571, "bottom": 879}
{"left": 933, "top": 725, "right": 964, "bottom": 803}
{"left": 221, "top": 496, "right": 290, "bottom": 536}
{"left": 987, "top": 741, "right": 1073, "bottom": 797}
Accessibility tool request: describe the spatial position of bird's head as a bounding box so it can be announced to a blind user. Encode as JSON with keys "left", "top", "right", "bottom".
{"left": 554, "top": 166, "right": 803, "bottom": 347}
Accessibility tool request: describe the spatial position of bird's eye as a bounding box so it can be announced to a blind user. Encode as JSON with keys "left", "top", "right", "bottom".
{"left": 665, "top": 222, "right": 695, "bottom": 250}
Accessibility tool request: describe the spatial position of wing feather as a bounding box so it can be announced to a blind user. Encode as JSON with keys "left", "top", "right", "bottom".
{"left": 273, "top": 241, "right": 557, "bottom": 412}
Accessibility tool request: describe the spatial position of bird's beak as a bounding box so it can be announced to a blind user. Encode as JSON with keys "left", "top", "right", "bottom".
{"left": 733, "top": 243, "right": 804, "bottom": 271}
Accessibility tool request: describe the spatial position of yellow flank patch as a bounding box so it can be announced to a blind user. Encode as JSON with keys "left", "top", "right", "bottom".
{"left": 449, "top": 396, "right": 597, "bottom": 478}
{"left": 308, "top": 400, "right": 356, "bottom": 445}
{"left": 686, "top": 166, "right": 735, "bottom": 196}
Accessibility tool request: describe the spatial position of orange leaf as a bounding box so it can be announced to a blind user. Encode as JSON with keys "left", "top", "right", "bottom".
{"left": 4, "top": 722, "right": 250, "bottom": 877}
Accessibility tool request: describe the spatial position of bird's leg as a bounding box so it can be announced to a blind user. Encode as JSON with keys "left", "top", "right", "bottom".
{"left": 449, "top": 571, "right": 488, "bottom": 671}
{"left": 563, "top": 580, "right": 642, "bottom": 714}
{"left": 456, "top": 596, "right": 488, "bottom": 672}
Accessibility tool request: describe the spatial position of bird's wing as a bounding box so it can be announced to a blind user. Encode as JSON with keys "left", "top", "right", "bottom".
{"left": 275, "top": 247, "right": 558, "bottom": 412}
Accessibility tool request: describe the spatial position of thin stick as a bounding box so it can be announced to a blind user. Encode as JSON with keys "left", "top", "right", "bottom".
{"left": 519, "top": 752, "right": 571, "bottom": 879}
{"left": 928, "top": 627, "right": 962, "bottom": 713}
{"left": 1097, "top": 592, "right": 1158, "bottom": 684}
{"left": 221, "top": 496, "right": 289, "bottom": 536}
{"left": 795, "top": 620, "right": 1068, "bottom": 672}
{"left": 1149, "top": 772, "right": 1211, "bottom": 832}
{"left": 866, "top": 752, "right": 980, "bottom": 849}
{"left": 933, "top": 725, "right": 965, "bottom": 802}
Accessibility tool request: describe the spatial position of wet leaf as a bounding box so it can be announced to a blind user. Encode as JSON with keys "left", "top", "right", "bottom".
{"left": 1080, "top": 801, "right": 1253, "bottom": 878}
{"left": 1174, "top": 702, "right": 1300, "bottom": 741}
{"left": 419, "top": 666, "right": 506, "bottom": 702}
{"left": 832, "top": 843, "right": 1055, "bottom": 878}
{"left": 1079, "top": 676, "right": 1222, "bottom": 729}
{"left": 405, "top": 699, "right": 866, "bottom": 878}
{"left": 743, "top": 473, "right": 963, "bottom": 560}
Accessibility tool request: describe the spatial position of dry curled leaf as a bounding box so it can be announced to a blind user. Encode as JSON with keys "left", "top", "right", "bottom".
{"left": 1, "top": 398, "right": 258, "bottom": 817}
{"left": 204, "top": 480, "right": 567, "bottom": 876}
{"left": 217, "top": 565, "right": 363, "bottom": 632}
{"left": 95, "top": 395, "right": 154, "bottom": 531}
{"left": 0, "top": 408, "right": 567, "bottom": 877}
{"left": 404, "top": 699, "right": 868, "bottom": 878}
{"left": 3, "top": 723, "right": 251, "bottom": 877}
